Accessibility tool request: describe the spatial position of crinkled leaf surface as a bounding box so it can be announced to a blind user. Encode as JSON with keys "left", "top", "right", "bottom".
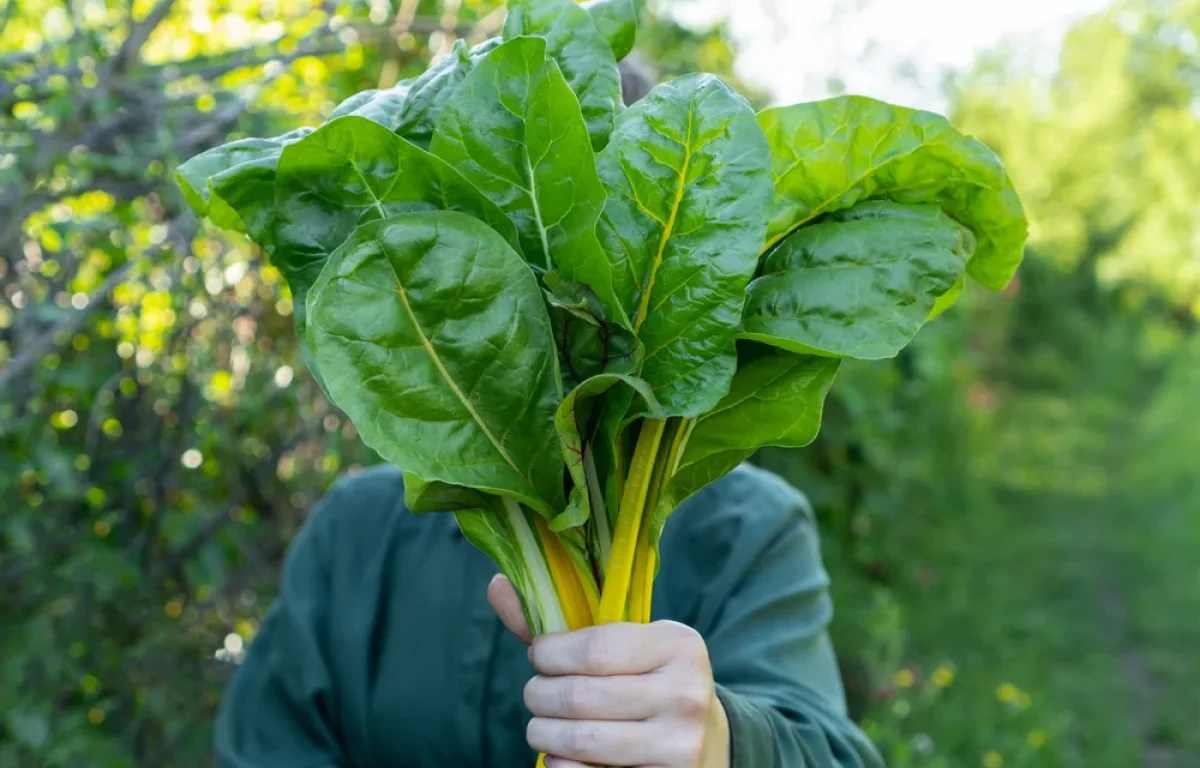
{"left": 175, "top": 127, "right": 312, "bottom": 246}
{"left": 308, "top": 211, "right": 564, "bottom": 514}
{"left": 503, "top": 0, "right": 623, "bottom": 150}
{"left": 582, "top": 0, "right": 638, "bottom": 62}
{"left": 650, "top": 349, "right": 839, "bottom": 544}
{"left": 328, "top": 80, "right": 415, "bottom": 127}
{"left": 431, "top": 36, "right": 623, "bottom": 321}
{"left": 391, "top": 38, "right": 500, "bottom": 148}
{"left": 597, "top": 73, "right": 773, "bottom": 416}
{"left": 759, "top": 95, "right": 1027, "bottom": 290}
{"left": 274, "top": 115, "right": 520, "bottom": 343}
{"left": 741, "top": 201, "right": 973, "bottom": 359}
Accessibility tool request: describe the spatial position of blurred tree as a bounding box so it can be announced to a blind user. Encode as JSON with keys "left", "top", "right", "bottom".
{"left": 0, "top": 1, "right": 745, "bottom": 764}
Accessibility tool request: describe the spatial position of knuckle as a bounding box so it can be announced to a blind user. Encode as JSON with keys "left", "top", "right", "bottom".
{"left": 561, "top": 677, "right": 591, "bottom": 715}
{"left": 565, "top": 723, "right": 602, "bottom": 756}
{"left": 672, "top": 683, "right": 711, "bottom": 718}
{"left": 580, "top": 631, "right": 610, "bottom": 672}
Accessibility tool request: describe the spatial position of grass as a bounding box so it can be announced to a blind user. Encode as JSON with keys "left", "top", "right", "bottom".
{"left": 814, "top": 340, "right": 1200, "bottom": 767}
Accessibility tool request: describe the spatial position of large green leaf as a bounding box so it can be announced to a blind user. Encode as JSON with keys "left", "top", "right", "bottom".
{"left": 503, "top": 0, "right": 623, "bottom": 150}
{"left": 759, "top": 95, "right": 1027, "bottom": 290}
{"left": 431, "top": 36, "right": 623, "bottom": 322}
{"left": 308, "top": 211, "right": 564, "bottom": 514}
{"left": 597, "top": 73, "right": 773, "bottom": 416}
{"left": 175, "top": 127, "right": 312, "bottom": 246}
{"left": 650, "top": 350, "right": 839, "bottom": 544}
{"left": 274, "top": 115, "right": 521, "bottom": 344}
{"left": 582, "top": 0, "right": 638, "bottom": 62}
{"left": 740, "top": 201, "right": 973, "bottom": 359}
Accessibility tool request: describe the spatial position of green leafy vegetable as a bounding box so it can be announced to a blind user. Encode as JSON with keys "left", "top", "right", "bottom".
{"left": 503, "top": 0, "right": 623, "bottom": 150}
{"left": 179, "top": 7, "right": 1028, "bottom": 762}
{"left": 175, "top": 127, "right": 312, "bottom": 246}
{"left": 741, "top": 200, "right": 974, "bottom": 359}
{"left": 582, "top": 0, "right": 638, "bottom": 62}
{"left": 597, "top": 73, "right": 773, "bottom": 415}
{"left": 307, "top": 210, "right": 565, "bottom": 514}
{"left": 759, "top": 95, "right": 1027, "bottom": 289}
{"left": 273, "top": 115, "right": 520, "bottom": 343}
{"left": 431, "top": 36, "right": 624, "bottom": 321}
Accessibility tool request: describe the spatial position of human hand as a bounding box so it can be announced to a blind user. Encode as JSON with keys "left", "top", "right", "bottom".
{"left": 488, "top": 574, "right": 731, "bottom": 768}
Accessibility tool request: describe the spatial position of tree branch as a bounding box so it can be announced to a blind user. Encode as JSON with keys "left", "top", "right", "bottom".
{"left": 108, "top": 0, "right": 178, "bottom": 76}
{"left": 0, "top": 262, "right": 133, "bottom": 391}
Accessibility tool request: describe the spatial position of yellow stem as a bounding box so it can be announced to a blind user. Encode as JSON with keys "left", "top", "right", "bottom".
{"left": 536, "top": 517, "right": 594, "bottom": 631}
{"left": 598, "top": 418, "right": 666, "bottom": 623}
{"left": 627, "top": 419, "right": 680, "bottom": 624}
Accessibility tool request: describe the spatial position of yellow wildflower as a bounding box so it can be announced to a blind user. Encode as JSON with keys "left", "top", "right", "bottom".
{"left": 894, "top": 669, "right": 916, "bottom": 689}
{"left": 1027, "top": 730, "right": 1046, "bottom": 749}
{"left": 932, "top": 665, "right": 956, "bottom": 687}
{"left": 983, "top": 750, "right": 1003, "bottom": 768}
{"left": 996, "top": 683, "right": 1020, "bottom": 703}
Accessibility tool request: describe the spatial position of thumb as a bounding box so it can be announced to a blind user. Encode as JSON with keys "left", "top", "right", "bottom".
{"left": 488, "top": 573, "right": 533, "bottom": 644}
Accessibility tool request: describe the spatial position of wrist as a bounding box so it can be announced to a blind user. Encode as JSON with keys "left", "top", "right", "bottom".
{"left": 702, "top": 690, "right": 731, "bottom": 768}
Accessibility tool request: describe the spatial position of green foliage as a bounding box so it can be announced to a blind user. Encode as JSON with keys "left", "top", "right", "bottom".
{"left": 596, "top": 72, "right": 773, "bottom": 414}
{"left": 309, "top": 211, "right": 566, "bottom": 514}
{"left": 178, "top": 0, "right": 1025, "bottom": 646}
{"left": 742, "top": 201, "right": 973, "bottom": 359}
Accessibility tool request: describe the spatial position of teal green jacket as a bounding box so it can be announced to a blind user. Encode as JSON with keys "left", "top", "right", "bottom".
{"left": 215, "top": 464, "right": 882, "bottom": 767}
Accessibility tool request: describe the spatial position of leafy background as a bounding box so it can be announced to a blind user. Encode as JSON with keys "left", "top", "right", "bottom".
{"left": 2, "top": 0, "right": 1198, "bottom": 766}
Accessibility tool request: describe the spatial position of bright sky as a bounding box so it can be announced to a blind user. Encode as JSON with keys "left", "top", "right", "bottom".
{"left": 670, "top": 0, "right": 1115, "bottom": 111}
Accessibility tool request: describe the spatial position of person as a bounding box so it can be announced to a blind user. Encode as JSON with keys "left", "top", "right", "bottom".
{"left": 213, "top": 462, "right": 882, "bottom": 767}
{"left": 213, "top": 59, "right": 881, "bottom": 768}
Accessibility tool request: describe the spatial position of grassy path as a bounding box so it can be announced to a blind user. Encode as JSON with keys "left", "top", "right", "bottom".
{"left": 836, "top": 345, "right": 1200, "bottom": 766}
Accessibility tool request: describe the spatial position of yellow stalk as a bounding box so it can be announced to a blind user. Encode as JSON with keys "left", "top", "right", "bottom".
{"left": 627, "top": 418, "right": 680, "bottom": 624}
{"left": 598, "top": 418, "right": 666, "bottom": 623}
{"left": 535, "top": 517, "right": 594, "bottom": 631}
{"left": 628, "top": 521, "right": 656, "bottom": 624}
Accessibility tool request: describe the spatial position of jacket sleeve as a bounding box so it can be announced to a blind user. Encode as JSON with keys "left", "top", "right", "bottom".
{"left": 213, "top": 485, "right": 348, "bottom": 768}
{"left": 689, "top": 467, "right": 884, "bottom": 768}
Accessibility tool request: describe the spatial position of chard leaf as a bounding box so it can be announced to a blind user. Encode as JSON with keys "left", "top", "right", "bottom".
{"left": 431, "top": 36, "right": 623, "bottom": 322}
{"left": 328, "top": 80, "right": 414, "bottom": 127}
{"left": 553, "top": 373, "right": 660, "bottom": 532}
{"left": 503, "top": 0, "right": 623, "bottom": 150}
{"left": 740, "top": 201, "right": 973, "bottom": 359}
{"left": 454, "top": 501, "right": 567, "bottom": 635}
{"left": 274, "top": 115, "right": 520, "bottom": 348}
{"left": 759, "top": 95, "right": 1027, "bottom": 290}
{"left": 175, "top": 127, "right": 312, "bottom": 247}
{"left": 597, "top": 73, "right": 773, "bottom": 416}
{"left": 929, "top": 274, "right": 966, "bottom": 320}
{"left": 308, "top": 211, "right": 564, "bottom": 515}
{"left": 392, "top": 38, "right": 500, "bottom": 148}
{"left": 650, "top": 350, "right": 839, "bottom": 544}
{"left": 544, "top": 272, "right": 642, "bottom": 387}
{"left": 582, "top": 0, "right": 638, "bottom": 62}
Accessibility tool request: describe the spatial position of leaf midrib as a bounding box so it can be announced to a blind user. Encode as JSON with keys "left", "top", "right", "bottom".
{"left": 633, "top": 103, "right": 694, "bottom": 334}
{"left": 377, "top": 235, "right": 527, "bottom": 484}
